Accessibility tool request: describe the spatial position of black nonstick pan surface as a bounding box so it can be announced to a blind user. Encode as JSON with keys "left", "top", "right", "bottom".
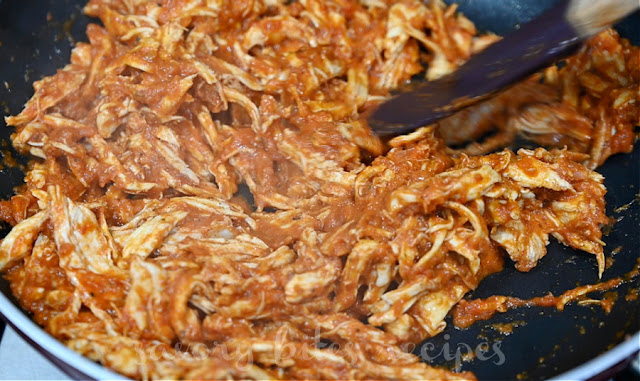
{"left": 0, "top": 1, "right": 638, "bottom": 380}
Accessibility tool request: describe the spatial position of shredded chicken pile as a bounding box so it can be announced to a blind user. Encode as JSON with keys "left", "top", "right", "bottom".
{"left": 0, "top": 0, "right": 637, "bottom": 379}
{"left": 440, "top": 29, "right": 639, "bottom": 167}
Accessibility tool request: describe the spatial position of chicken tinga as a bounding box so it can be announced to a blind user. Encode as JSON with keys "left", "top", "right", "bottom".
{"left": 0, "top": 0, "right": 638, "bottom": 379}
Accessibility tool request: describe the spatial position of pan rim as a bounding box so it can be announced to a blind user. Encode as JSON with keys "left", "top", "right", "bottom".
{"left": 549, "top": 331, "right": 640, "bottom": 381}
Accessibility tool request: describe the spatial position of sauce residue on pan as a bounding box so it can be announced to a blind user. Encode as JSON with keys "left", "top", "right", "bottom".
{"left": 613, "top": 192, "right": 640, "bottom": 214}
{"left": 626, "top": 287, "right": 639, "bottom": 301}
{"left": 452, "top": 258, "right": 640, "bottom": 329}
{"left": 0, "top": 141, "right": 24, "bottom": 172}
{"left": 490, "top": 320, "right": 526, "bottom": 336}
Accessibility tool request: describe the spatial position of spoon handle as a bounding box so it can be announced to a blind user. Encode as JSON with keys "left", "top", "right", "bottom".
{"left": 369, "top": 0, "right": 639, "bottom": 136}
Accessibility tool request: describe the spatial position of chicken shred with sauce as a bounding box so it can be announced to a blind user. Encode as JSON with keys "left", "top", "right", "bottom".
{"left": 1, "top": 0, "right": 637, "bottom": 379}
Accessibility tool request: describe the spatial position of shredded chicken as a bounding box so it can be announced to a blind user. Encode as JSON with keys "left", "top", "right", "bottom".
{"left": 0, "top": 0, "right": 635, "bottom": 379}
{"left": 440, "top": 30, "right": 639, "bottom": 168}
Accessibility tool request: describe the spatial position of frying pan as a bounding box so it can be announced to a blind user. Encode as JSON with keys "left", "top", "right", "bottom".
{"left": 0, "top": 0, "right": 638, "bottom": 380}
